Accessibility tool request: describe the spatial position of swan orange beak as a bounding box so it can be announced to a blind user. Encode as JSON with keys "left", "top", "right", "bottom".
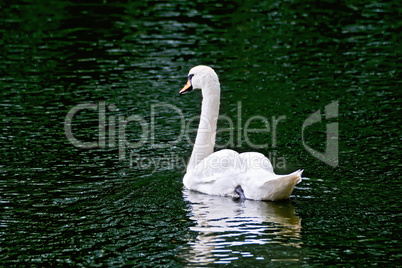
{"left": 179, "top": 79, "right": 193, "bottom": 95}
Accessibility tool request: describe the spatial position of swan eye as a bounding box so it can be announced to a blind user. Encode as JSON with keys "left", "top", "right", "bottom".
{"left": 188, "top": 74, "right": 194, "bottom": 81}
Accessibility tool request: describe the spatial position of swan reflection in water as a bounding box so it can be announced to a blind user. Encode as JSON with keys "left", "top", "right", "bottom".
{"left": 182, "top": 189, "right": 302, "bottom": 265}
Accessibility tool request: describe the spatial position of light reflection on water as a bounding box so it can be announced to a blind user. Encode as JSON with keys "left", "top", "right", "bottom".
{"left": 182, "top": 189, "right": 302, "bottom": 266}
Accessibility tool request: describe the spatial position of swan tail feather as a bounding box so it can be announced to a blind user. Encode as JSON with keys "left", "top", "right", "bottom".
{"left": 243, "top": 170, "right": 302, "bottom": 201}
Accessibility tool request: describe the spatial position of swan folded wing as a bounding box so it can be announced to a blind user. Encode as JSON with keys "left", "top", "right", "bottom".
{"left": 183, "top": 149, "right": 241, "bottom": 196}
{"left": 191, "top": 149, "right": 240, "bottom": 183}
{"left": 238, "top": 152, "right": 275, "bottom": 174}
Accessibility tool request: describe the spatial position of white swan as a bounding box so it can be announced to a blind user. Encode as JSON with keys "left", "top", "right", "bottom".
{"left": 179, "top": 65, "right": 303, "bottom": 201}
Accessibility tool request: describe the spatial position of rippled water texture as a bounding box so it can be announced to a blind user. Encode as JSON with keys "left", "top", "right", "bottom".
{"left": 1, "top": 0, "right": 401, "bottom": 266}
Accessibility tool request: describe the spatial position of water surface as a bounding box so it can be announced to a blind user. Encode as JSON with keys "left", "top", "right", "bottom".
{"left": 1, "top": 0, "right": 400, "bottom": 266}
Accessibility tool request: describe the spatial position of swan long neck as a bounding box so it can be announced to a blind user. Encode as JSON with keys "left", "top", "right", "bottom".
{"left": 187, "top": 81, "right": 220, "bottom": 171}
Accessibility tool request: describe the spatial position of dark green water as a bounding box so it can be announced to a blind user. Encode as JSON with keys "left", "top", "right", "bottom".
{"left": 1, "top": 0, "right": 401, "bottom": 266}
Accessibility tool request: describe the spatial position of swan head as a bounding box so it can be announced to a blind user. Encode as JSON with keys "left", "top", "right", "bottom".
{"left": 179, "top": 65, "right": 220, "bottom": 95}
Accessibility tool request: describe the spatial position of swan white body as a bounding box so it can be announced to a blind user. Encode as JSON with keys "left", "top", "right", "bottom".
{"left": 179, "top": 65, "right": 302, "bottom": 201}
